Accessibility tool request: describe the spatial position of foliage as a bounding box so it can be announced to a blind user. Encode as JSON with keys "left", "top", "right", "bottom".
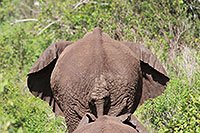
{"left": 0, "top": 0, "right": 199, "bottom": 132}
{"left": 0, "top": 22, "right": 67, "bottom": 132}
{"left": 134, "top": 71, "right": 200, "bottom": 132}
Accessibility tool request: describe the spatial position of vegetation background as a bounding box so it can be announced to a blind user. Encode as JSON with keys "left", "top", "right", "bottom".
{"left": 0, "top": 0, "right": 199, "bottom": 132}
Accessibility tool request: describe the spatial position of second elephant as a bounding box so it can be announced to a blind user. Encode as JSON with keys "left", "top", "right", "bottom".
{"left": 73, "top": 113, "right": 148, "bottom": 133}
{"left": 27, "top": 27, "right": 169, "bottom": 132}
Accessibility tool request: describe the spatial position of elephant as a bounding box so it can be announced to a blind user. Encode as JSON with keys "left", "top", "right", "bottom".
{"left": 73, "top": 113, "right": 148, "bottom": 133}
{"left": 27, "top": 27, "right": 169, "bottom": 132}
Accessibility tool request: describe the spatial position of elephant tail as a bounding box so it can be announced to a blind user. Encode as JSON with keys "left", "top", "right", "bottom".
{"left": 88, "top": 74, "right": 110, "bottom": 118}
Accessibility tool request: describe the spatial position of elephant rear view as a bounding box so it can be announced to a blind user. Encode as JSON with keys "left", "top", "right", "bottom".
{"left": 73, "top": 113, "right": 148, "bottom": 133}
{"left": 27, "top": 27, "right": 169, "bottom": 133}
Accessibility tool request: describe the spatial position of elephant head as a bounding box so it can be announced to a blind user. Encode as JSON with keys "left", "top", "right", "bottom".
{"left": 27, "top": 27, "right": 169, "bottom": 132}
{"left": 73, "top": 113, "right": 148, "bottom": 133}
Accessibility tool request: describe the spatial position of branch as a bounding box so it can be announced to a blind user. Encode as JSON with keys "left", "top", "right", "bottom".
{"left": 73, "top": 0, "right": 109, "bottom": 10}
{"left": 10, "top": 19, "right": 39, "bottom": 25}
{"left": 37, "top": 18, "right": 61, "bottom": 36}
{"left": 175, "top": 29, "right": 187, "bottom": 44}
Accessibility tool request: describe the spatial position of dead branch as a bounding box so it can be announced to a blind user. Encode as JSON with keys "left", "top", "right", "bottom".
{"left": 10, "top": 19, "right": 39, "bottom": 25}
{"left": 37, "top": 18, "right": 61, "bottom": 36}
{"left": 175, "top": 21, "right": 189, "bottom": 45}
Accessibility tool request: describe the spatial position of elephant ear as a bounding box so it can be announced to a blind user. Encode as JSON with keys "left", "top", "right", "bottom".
{"left": 27, "top": 41, "right": 73, "bottom": 116}
{"left": 122, "top": 41, "right": 170, "bottom": 107}
{"left": 120, "top": 114, "right": 148, "bottom": 133}
{"left": 76, "top": 113, "right": 96, "bottom": 130}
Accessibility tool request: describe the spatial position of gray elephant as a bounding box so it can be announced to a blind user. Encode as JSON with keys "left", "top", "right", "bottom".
{"left": 27, "top": 27, "right": 169, "bottom": 132}
{"left": 73, "top": 113, "right": 148, "bottom": 133}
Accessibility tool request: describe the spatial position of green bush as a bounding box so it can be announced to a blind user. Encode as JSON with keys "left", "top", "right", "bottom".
{"left": 0, "top": 0, "right": 199, "bottom": 132}
{"left": 0, "top": 22, "right": 67, "bottom": 132}
{"left": 134, "top": 71, "right": 200, "bottom": 132}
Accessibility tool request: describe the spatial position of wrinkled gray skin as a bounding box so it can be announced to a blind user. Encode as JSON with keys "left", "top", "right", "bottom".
{"left": 74, "top": 113, "right": 148, "bottom": 133}
{"left": 27, "top": 27, "right": 169, "bottom": 133}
